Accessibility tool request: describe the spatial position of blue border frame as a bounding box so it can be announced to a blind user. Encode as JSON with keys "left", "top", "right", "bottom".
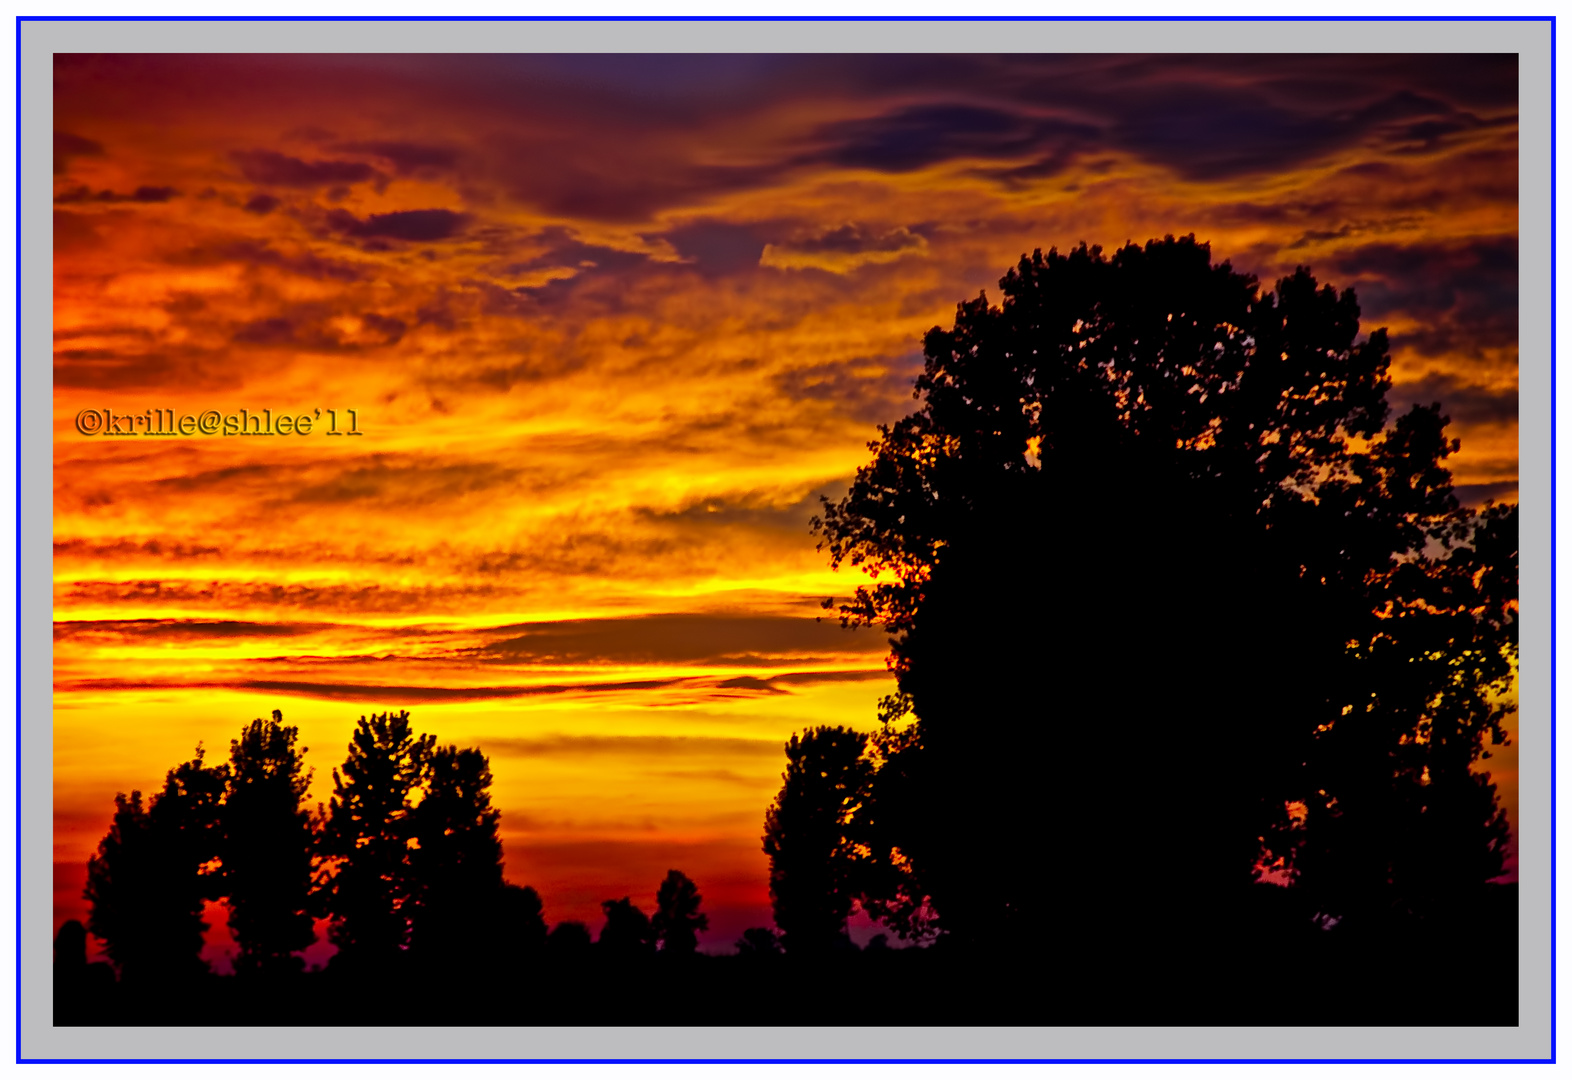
{"left": 18, "top": 15, "right": 1556, "bottom": 1065}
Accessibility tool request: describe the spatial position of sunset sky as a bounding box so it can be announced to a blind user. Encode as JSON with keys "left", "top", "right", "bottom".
{"left": 52, "top": 53, "right": 1519, "bottom": 963}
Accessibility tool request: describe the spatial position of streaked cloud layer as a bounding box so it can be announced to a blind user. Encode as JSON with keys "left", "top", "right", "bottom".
{"left": 53, "top": 54, "right": 1518, "bottom": 959}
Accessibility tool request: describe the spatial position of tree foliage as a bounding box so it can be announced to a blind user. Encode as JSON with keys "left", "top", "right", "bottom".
{"left": 546, "top": 920, "right": 593, "bottom": 959}
{"left": 651, "top": 869, "right": 709, "bottom": 954}
{"left": 812, "top": 236, "right": 1518, "bottom": 942}
{"left": 761, "top": 726, "right": 874, "bottom": 952}
{"left": 408, "top": 744, "right": 506, "bottom": 962}
{"left": 317, "top": 710, "right": 435, "bottom": 967}
{"left": 83, "top": 707, "right": 548, "bottom": 986}
{"left": 598, "top": 897, "right": 655, "bottom": 955}
{"left": 222, "top": 711, "right": 316, "bottom": 976}
{"left": 734, "top": 926, "right": 784, "bottom": 957}
{"left": 494, "top": 883, "right": 549, "bottom": 967}
{"left": 83, "top": 747, "right": 227, "bottom": 982}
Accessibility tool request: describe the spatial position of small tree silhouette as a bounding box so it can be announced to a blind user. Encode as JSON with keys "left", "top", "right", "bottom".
{"left": 597, "top": 897, "right": 655, "bottom": 955}
{"left": 734, "top": 926, "right": 783, "bottom": 957}
{"left": 83, "top": 747, "right": 227, "bottom": 984}
{"left": 545, "top": 920, "right": 592, "bottom": 960}
{"left": 55, "top": 919, "right": 88, "bottom": 976}
{"left": 408, "top": 744, "right": 505, "bottom": 965}
{"left": 651, "top": 870, "right": 708, "bottom": 954}
{"left": 762, "top": 727, "right": 873, "bottom": 953}
{"left": 317, "top": 710, "right": 434, "bottom": 969}
{"left": 53, "top": 918, "right": 113, "bottom": 1023}
{"left": 222, "top": 711, "right": 316, "bottom": 977}
{"left": 494, "top": 883, "right": 549, "bottom": 965}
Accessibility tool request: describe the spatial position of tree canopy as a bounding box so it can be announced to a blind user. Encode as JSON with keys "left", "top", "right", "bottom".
{"left": 84, "top": 748, "right": 227, "bottom": 983}
{"left": 81, "top": 707, "right": 572, "bottom": 989}
{"left": 761, "top": 726, "right": 874, "bottom": 952}
{"left": 812, "top": 235, "right": 1517, "bottom": 944}
{"left": 222, "top": 711, "right": 316, "bottom": 977}
{"left": 408, "top": 744, "right": 507, "bottom": 967}
{"left": 598, "top": 897, "right": 655, "bottom": 955}
{"left": 317, "top": 710, "right": 435, "bottom": 968}
{"left": 651, "top": 870, "right": 709, "bottom": 955}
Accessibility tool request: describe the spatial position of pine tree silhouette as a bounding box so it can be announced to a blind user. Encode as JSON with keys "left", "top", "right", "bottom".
{"left": 317, "top": 710, "right": 434, "bottom": 971}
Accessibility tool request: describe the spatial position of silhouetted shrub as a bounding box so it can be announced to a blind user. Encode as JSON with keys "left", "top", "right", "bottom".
{"left": 546, "top": 920, "right": 593, "bottom": 960}
{"left": 598, "top": 897, "right": 655, "bottom": 956}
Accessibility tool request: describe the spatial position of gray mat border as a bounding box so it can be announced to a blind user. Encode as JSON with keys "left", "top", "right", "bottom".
{"left": 21, "top": 17, "right": 1553, "bottom": 1062}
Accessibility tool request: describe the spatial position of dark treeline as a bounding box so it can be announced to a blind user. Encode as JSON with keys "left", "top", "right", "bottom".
{"left": 72, "top": 708, "right": 531, "bottom": 988}
{"left": 58, "top": 237, "right": 1517, "bottom": 1027}
{"left": 56, "top": 708, "right": 730, "bottom": 1025}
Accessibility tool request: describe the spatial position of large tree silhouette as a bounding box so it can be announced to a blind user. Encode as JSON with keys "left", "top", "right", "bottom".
{"left": 761, "top": 727, "right": 874, "bottom": 953}
{"left": 813, "top": 236, "right": 1517, "bottom": 946}
{"left": 317, "top": 710, "right": 434, "bottom": 969}
{"left": 221, "top": 711, "right": 316, "bottom": 977}
{"left": 83, "top": 748, "right": 227, "bottom": 983}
